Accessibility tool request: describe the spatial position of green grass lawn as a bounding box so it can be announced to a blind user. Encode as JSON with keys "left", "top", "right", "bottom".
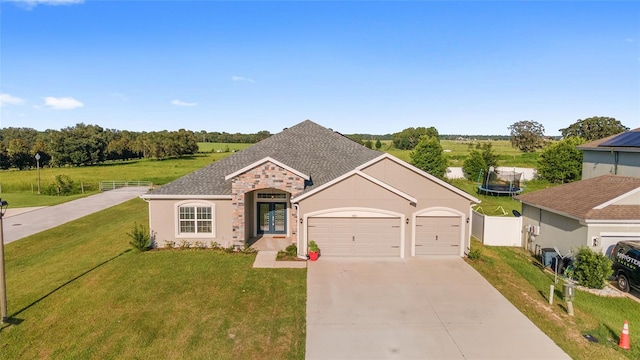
{"left": 0, "top": 198, "right": 306, "bottom": 359}
{"left": 197, "top": 142, "right": 252, "bottom": 153}
{"left": 467, "top": 240, "right": 640, "bottom": 360}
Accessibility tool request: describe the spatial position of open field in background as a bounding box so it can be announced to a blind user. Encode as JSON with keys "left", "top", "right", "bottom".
{"left": 0, "top": 198, "right": 307, "bottom": 359}
{"left": 468, "top": 240, "right": 640, "bottom": 360}
{"left": 197, "top": 142, "right": 252, "bottom": 153}
{"left": 386, "top": 139, "right": 542, "bottom": 168}
{"left": 1, "top": 140, "right": 542, "bottom": 209}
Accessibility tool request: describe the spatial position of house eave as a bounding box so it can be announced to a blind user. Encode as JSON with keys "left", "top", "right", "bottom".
{"left": 140, "top": 194, "right": 233, "bottom": 200}
{"left": 519, "top": 201, "right": 584, "bottom": 222}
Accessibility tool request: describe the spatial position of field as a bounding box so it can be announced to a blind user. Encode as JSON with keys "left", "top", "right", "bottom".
{"left": 0, "top": 140, "right": 541, "bottom": 211}
{"left": 0, "top": 199, "right": 307, "bottom": 359}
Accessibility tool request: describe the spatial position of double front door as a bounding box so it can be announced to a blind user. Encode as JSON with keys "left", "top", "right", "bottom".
{"left": 257, "top": 202, "right": 287, "bottom": 234}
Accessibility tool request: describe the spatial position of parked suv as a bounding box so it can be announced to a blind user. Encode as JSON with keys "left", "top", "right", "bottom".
{"left": 610, "top": 241, "right": 640, "bottom": 292}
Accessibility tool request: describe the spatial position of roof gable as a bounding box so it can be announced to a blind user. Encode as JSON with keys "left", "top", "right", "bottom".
{"left": 516, "top": 175, "right": 640, "bottom": 220}
{"left": 224, "top": 157, "right": 310, "bottom": 181}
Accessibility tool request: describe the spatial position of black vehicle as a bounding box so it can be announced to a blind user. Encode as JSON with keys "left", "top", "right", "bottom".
{"left": 610, "top": 241, "right": 640, "bottom": 292}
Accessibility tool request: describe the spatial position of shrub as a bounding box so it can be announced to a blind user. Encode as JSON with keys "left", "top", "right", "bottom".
{"left": 285, "top": 244, "right": 297, "bottom": 257}
{"left": 164, "top": 240, "right": 175, "bottom": 249}
{"left": 468, "top": 248, "right": 482, "bottom": 260}
{"left": 572, "top": 247, "right": 613, "bottom": 289}
{"left": 179, "top": 239, "right": 191, "bottom": 249}
{"left": 127, "top": 222, "right": 150, "bottom": 251}
{"left": 44, "top": 174, "right": 77, "bottom": 196}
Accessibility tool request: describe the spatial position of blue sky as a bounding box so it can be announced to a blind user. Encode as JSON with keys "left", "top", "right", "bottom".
{"left": 1, "top": 1, "right": 638, "bottom": 136}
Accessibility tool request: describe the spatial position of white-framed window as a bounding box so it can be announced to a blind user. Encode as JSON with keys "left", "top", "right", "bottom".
{"left": 176, "top": 202, "right": 215, "bottom": 237}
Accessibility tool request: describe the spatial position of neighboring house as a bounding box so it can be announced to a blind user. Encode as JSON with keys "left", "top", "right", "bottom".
{"left": 578, "top": 128, "right": 640, "bottom": 180}
{"left": 516, "top": 175, "right": 640, "bottom": 257}
{"left": 141, "top": 120, "right": 480, "bottom": 258}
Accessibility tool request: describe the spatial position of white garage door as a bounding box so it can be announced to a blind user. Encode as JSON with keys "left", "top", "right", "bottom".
{"left": 415, "top": 216, "right": 461, "bottom": 255}
{"left": 307, "top": 217, "right": 401, "bottom": 257}
{"left": 601, "top": 234, "right": 640, "bottom": 257}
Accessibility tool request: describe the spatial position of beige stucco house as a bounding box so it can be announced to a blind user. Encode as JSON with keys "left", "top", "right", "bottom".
{"left": 516, "top": 175, "right": 640, "bottom": 257}
{"left": 578, "top": 128, "right": 640, "bottom": 179}
{"left": 142, "top": 120, "right": 480, "bottom": 258}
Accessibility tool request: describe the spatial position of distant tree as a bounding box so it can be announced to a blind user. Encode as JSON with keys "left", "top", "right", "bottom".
{"left": 7, "top": 138, "right": 32, "bottom": 170}
{"left": 537, "top": 137, "right": 585, "bottom": 183}
{"left": 392, "top": 126, "right": 439, "bottom": 150}
{"left": 508, "top": 120, "right": 546, "bottom": 152}
{"left": 559, "top": 116, "right": 629, "bottom": 141}
{"left": 0, "top": 142, "right": 9, "bottom": 170}
{"left": 462, "top": 144, "right": 499, "bottom": 182}
{"left": 410, "top": 136, "right": 449, "bottom": 179}
{"left": 364, "top": 140, "right": 373, "bottom": 149}
{"left": 375, "top": 139, "right": 382, "bottom": 150}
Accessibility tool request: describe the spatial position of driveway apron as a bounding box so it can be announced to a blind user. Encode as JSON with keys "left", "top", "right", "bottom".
{"left": 306, "top": 257, "right": 570, "bottom": 359}
{"left": 2, "top": 187, "right": 149, "bottom": 244}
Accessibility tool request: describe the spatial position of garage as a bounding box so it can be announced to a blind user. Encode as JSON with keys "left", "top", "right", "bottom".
{"left": 307, "top": 216, "right": 402, "bottom": 257}
{"left": 600, "top": 234, "right": 640, "bottom": 257}
{"left": 414, "top": 216, "right": 461, "bottom": 255}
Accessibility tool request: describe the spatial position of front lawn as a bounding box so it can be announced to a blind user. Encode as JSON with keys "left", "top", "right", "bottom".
{"left": 0, "top": 198, "right": 306, "bottom": 359}
{"left": 467, "top": 239, "right": 640, "bottom": 360}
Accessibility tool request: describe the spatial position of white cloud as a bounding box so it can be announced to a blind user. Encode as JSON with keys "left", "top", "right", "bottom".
{"left": 171, "top": 99, "right": 197, "bottom": 107}
{"left": 231, "top": 75, "right": 255, "bottom": 83}
{"left": 0, "top": 93, "right": 26, "bottom": 107}
{"left": 44, "top": 96, "right": 84, "bottom": 110}
{"left": 5, "top": 0, "right": 84, "bottom": 9}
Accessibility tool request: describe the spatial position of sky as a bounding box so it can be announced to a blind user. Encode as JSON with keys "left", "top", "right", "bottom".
{"left": 1, "top": 0, "right": 639, "bottom": 136}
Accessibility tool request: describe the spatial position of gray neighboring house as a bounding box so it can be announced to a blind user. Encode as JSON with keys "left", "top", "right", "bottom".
{"left": 141, "top": 120, "right": 480, "bottom": 258}
{"left": 516, "top": 175, "right": 640, "bottom": 257}
{"left": 578, "top": 127, "right": 640, "bottom": 179}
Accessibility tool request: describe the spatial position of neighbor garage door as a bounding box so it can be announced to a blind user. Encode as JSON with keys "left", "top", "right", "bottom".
{"left": 307, "top": 217, "right": 401, "bottom": 257}
{"left": 601, "top": 234, "right": 640, "bottom": 257}
{"left": 415, "top": 216, "right": 461, "bottom": 255}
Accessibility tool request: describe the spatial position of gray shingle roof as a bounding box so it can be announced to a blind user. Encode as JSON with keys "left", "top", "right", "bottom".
{"left": 150, "top": 120, "right": 381, "bottom": 196}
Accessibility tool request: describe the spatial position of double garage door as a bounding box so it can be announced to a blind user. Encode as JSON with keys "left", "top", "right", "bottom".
{"left": 308, "top": 217, "right": 401, "bottom": 257}
{"left": 307, "top": 214, "right": 462, "bottom": 257}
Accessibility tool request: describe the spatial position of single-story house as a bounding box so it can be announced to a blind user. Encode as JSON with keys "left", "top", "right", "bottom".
{"left": 578, "top": 128, "right": 640, "bottom": 180}
{"left": 141, "top": 120, "right": 480, "bottom": 258}
{"left": 516, "top": 175, "right": 640, "bottom": 257}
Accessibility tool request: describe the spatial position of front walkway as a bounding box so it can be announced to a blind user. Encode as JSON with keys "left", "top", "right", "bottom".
{"left": 250, "top": 236, "right": 307, "bottom": 269}
{"left": 1, "top": 187, "right": 150, "bottom": 244}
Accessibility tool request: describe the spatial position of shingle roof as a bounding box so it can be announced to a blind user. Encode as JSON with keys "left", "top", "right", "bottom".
{"left": 150, "top": 120, "right": 381, "bottom": 196}
{"left": 577, "top": 128, "right": 640, "bottom": 151}
{"left": 515, "top": 175, "right": 640, "bottom": 221}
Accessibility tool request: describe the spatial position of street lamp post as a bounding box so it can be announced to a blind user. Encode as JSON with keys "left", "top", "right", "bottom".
{"left": 0, "top": 199, "right": 8, "bottom": 323}
{"left": 35, "top": 153, "right": 41, "bottom": 195}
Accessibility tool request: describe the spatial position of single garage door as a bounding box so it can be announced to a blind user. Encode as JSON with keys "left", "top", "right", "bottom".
{"left": 307, "top": 217, "right": 401, "bottom": 257}
{"left": 415, "top": 216, "right": 461, "bottom": 255}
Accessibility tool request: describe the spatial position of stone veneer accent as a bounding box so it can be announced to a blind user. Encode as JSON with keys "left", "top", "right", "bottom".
{"left": 230, "top": 161, "right": 306, "bottom": 244}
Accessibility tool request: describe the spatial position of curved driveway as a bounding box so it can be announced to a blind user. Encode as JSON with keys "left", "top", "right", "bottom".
{"left": 306, "top": 257, "right": 569, "bottom": 359}
{"left": 1, "top": 187, "right": 149, "bottom": 244}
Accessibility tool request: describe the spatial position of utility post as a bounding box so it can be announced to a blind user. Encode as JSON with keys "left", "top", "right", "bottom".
{"left": 35, "top": 153, "right": 41, "bottom": 195}
{"left": 0, "top": 199, "right": 8, "bottom": 322}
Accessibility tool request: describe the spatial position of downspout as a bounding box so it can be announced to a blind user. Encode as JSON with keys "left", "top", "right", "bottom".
{"left": 614, "top": 150, "right": 619, "bottom": 175}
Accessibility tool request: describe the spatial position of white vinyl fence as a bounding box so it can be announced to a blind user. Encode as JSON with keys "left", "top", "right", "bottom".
{"left": 472, "top": 210, "right": 523, "bottom": 247}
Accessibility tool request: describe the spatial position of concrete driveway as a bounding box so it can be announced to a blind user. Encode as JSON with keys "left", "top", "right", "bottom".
{"left": 2, "top": 187, "right": 149, "bottom": 244}
{"left": 306, "top": 257, "right": 569, "bottom": 359}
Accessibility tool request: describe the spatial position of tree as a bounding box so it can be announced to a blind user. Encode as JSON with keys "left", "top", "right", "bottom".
{"left": 363, "top": 140, "right": 373, "bottom": 149}
{"left": 375, "top": 139, "right": 382, "bottom": 150}
{"left": 537, "top": 137, "right": 585, "bottom": 183}
{"left": 508, "top": 120, "right": 546, "bottom": 152}
{"left": 410, "top": 136, "right": 449, "bottom": 179}
{"left": 560, "top": 116, "right": 629, "bottom": 141}
{"left": 392, "top": 126, "right": 439, "bottom": 150}
{"left": 7, "top": 138, "right": 32, "bottom": 169}
{"left": 462, "top": 151, "right": 486, "bottom": 182}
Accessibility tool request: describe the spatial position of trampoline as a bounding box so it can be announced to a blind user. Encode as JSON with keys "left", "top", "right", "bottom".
{"left": 477, "top": 167, "right": 524, "bottom": 196}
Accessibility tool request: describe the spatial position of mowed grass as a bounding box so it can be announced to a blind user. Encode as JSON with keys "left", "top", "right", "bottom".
{"left": 467, "top": 240, "right": 640, "bottom": 360}
{"left": 197, "top": 142, "right": 252, "bottom": 153}
{"left": 0, "top": 198, "right": 306, "bottom": 359}
{"left": 386, "top": 139, "right": 542, "bottom": 168}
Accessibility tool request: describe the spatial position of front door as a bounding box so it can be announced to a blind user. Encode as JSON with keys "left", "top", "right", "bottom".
{"left": 257, "top": 202, "right": 287, "bottom": 234}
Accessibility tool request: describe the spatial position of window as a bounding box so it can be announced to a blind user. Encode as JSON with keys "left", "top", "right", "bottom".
{"left": 177, "top": 203, "right": 214, "bottom": 237}
{"left": 257, "top": 193, "right": 287, "bottom": 199}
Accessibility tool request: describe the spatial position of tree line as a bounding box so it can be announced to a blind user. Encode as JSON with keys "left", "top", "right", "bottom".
{"left": 0, "top": 124, "right": 201, "bottom": 169}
